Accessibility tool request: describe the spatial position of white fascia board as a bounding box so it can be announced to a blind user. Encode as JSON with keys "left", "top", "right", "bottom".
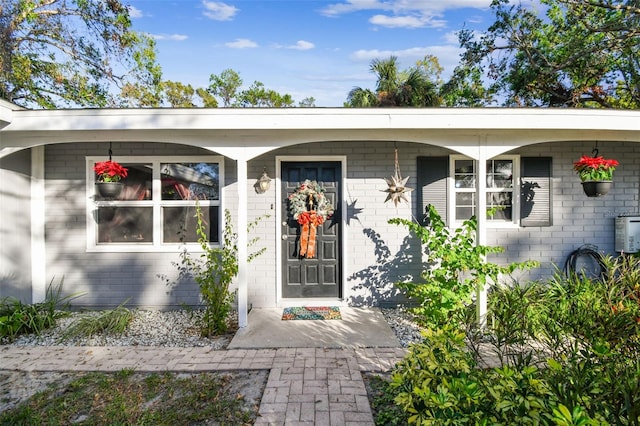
{"left": 3, "top": 108, "right": 640, "bottom": 133}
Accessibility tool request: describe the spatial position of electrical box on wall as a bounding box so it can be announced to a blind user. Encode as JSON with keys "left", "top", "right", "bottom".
{"left": 615, "top": 216, "right": 640, "bottom": 253}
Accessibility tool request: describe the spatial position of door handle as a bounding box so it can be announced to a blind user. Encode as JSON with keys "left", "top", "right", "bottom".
{"left": 282, "top": 235, "right": 288, "bottom": 240}
{"left": 282, "top": 221, "right": 288, "bottom": 226}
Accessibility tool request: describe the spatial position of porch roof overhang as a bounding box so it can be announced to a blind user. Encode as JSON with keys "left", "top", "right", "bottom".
{"left": 1, "top": 107, "right": 639, "bottom": 160}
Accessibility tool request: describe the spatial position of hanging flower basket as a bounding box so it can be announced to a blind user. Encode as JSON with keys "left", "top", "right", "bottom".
{"left": 94, "top": 160, "right": 128, "bottom": 199}
{"left": 573, "top": 154, "right": 618, "bottom": 197}
{"left": 95, "top": 182, "right": 124, "bottom": 199}
{"left": 288, "top": 180, "right": 334, "bottom": 258}
{"left": 581, "top": 181, "right": 613, "bottom": 197}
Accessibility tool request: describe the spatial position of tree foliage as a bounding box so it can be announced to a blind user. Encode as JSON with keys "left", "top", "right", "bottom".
{"left": 0, "top": 0, "right": 162, "bottom": 108}
{"left": 345, "top": 55, "right": 441, "bottom": 107}
{"left": 454, "top": 0, "right": 640, "bottom": 108}
{"left": 205, "top": 69, "right": 295, "bottom": 108}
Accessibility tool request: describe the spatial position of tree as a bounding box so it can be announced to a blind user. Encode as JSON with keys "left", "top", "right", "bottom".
{"left": 240, "top": 81, "right": 294, "bottom": 107}
{"left": 455, "top": 0, "right": 640, "bottom": 108}
{"left": 0, "top": 0, "right": 162, "bottom": 108}
{"left": 161, "top": 81, "right": 196, "bottom": 108}
{"left": 196, "top": 88, "right": 218, "bottom": 108}
{"left": 207, "top": 69, "right": 295, "bottom": 107}
{"left": 298, "top": 96, "right": 316, "bottom": 107}
{"left": 207, "top": 69, "right": 242, "bottom": 107}
{"left": 345, "top": 56, "right": 441, "bottom": 107}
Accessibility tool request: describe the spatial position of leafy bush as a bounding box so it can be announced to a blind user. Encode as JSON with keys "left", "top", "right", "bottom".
{"left": 180, "top": 207, "right": 237, "bottom": 336}
{"left": 391, "top": 325, "right": 556, "bottom": 425}
{"left": 0, "top": 278, "right": 78, "bottom": 341}
{"left": 391, "top": 325, "right": 484, "bottom": 425}
{"left": 390, "top": 254, "right": 640, "bottom": 425}
{"left": 389, "top": 205, "right": 537, "bottom": 328}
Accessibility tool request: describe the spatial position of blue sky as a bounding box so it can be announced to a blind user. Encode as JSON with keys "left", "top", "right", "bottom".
{"left": 127, "top": 0, "right": 496, "bottom": 106}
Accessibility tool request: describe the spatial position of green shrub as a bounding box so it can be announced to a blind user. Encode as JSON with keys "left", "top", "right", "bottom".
{"left": 482, "top": 365, "right": 556, "bottom": 424}
{"left": 391, "top": 253, "right": 640, "bottom": 425}
{"left": 180, "top": 207, "right": 237, "bottom": 336}
{"left": 391, "top": 325, "right": 486, "bottom": 425}
{"left": 389, "top": 205, "right": 537, "bottom": 328}
{"left": 0, "top": 278, "right": 78, "bottom": 341}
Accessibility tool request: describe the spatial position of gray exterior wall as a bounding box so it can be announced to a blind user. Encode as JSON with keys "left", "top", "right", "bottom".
{"left": 490, "top": 140, "right": 640, "bottom": 282}
{"left": 0, "top": 149, "right": 32, "bottom": 302}
{"left": 246, "top": 139, "right": 640, "bottom": 308}
{"left": 43, "top": 142, "right": 237, "bottom": 309}
{"left": 3, "top": 138, "right": 638, "bottom": 309}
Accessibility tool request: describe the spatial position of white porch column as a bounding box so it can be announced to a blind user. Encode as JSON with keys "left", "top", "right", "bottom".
{"left": 31, "top": 146, "right": 46, "bottom": 303}
{"left": 236, "top": 159, "right": 249, "bottom": 328}
{"left": 476, "top": 141, "right": 488, "bottom": 328}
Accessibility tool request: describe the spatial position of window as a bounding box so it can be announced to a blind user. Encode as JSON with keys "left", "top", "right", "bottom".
{"left": 418, "top": 155, "right": 552, "bottom": 228}
{"left": 451, "top": 156, "right": 518, "bottom": 225}
{"left": 87, "top": 156, "right": 223, "bottom": 252}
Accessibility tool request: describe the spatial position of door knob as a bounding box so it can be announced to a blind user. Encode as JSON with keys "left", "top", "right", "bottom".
{"left": 282, "top": 235, "right": 288, "bottom": 240}
{"left": 282, "top": 221, "right": 288, "bottom": 226}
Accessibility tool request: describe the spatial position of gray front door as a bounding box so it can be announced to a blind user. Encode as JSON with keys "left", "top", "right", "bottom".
{"left": 281, "top": 161, "right": 341, "bottom": 298}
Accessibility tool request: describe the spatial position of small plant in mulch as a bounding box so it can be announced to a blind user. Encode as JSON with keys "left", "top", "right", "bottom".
{"left": 0, "top": 278, "right": 79, "bottom": 342}
{"left": 60, "top": 300, "right": 134, "bottom": 341}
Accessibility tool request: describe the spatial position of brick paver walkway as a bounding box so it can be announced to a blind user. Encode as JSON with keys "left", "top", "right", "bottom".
{"left": 0, "top": 345, "right": 407, "bottom": 425}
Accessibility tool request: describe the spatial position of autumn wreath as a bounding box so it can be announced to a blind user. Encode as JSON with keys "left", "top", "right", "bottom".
{"left": 288, "top": 180, "right": 334, "bottom": 258}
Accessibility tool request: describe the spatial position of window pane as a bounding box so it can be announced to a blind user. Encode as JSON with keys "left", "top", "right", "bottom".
{"left": 487, "top": 160, "right": 513, "bottom": 189}
{"left": 95, "top": 163, "right": 152, "bottom": 201}
{"left": 487, "top": 192, "right": 513, "bottom": 220}
{"left": 455, "top": 192, "right": 475, "bottom": 219}
{"left": 161, "top": 163, "right": 219, "bottom": 200}
{"left": 163, "top": 206, "right": 220, "bottom": 243}
{"left": 455, "top": 160, "right": 475, "bottom": 188}
{"left": 97, "top": 207, "right": 153, "bottom": 243}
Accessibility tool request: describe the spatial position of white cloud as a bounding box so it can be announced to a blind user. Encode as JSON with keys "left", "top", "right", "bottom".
{"left": 225, "top": 38, "right": 258, "bottom": 49}
{"left": 321, "top": 0, "right": 491, "bottom": 29}
{"left": 369, "top": 14, "right": 446, "bottom": 29}
{"left": 202, "top": 1, "right": 239, "bottom": 21}
{"left": 323, "top": 0, "right": 491, "bottom": 16}
{"left": 288, "top": 40, "right": 315, "bottom": 50}
{"left": 128, "top": 5, "right": 143, "bottom": 18}
{"left": 151, "top": 34, "right": 189, "bottom": 41}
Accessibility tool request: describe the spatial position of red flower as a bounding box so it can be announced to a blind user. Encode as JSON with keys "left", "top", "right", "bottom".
{"left": 94, "top": 160, "right": 128, "bottom": 182}
{"left": 573, "top": 155, "right": 619, "bottom": 182}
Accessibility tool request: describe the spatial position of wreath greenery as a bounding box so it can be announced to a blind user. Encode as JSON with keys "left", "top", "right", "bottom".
{"left": 288, "top": 179, "right": 334, "bottom": 223}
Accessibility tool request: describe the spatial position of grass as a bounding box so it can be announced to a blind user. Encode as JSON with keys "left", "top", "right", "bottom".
{"left": 61, "top": 301, "right": 134, "bottom": 341}
{"left": 0, "top": 369, "right": 265, "bottom": 425}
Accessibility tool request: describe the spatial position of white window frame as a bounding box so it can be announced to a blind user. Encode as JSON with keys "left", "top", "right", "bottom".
{"left": 86, "top": 155, "right": 224, "bottom": 252}
{"left": 449, "top": 155, "right": 520, "bottom": 228}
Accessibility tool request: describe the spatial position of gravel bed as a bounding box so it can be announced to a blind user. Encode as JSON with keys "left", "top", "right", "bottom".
{"left": 1, "top": 310, "right": 235, "bottom": 349}
{"left": 2, "top": 307, "right": 424, "bottom": 349}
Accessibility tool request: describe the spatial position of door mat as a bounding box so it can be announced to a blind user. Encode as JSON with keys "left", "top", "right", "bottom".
{"left": 282, "top": 306, "right": 342, "bottom": 320}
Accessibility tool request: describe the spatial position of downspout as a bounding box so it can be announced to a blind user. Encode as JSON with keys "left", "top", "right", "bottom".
{"left": 476, "top": 138, "right": 488, "bottom": 328}
{"left": 236, "top": 159, "right": 249, "bottom": 328}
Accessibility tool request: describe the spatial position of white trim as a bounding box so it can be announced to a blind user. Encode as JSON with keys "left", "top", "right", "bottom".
{"left": 275, "top": 156, "right": 348, "bottom": 307}
{"left": 86, "top": 155, "right": 224, "bottom": 252}
{"left": 31, "top": 146, "right": 46, "bottom": 302}
{"left": 236, "top": 159, "right": 248, "bottom": 328}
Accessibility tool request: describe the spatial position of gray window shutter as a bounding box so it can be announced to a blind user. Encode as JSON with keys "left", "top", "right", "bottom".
{"left": 417, "top": 157, "right": 448, "bottom": 225}
{"left": 520, "top": 157, "right": 552, "bottom": 227}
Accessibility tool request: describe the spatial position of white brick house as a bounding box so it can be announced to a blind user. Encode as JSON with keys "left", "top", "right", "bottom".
{"left": 1, "top": 100, "right": 639, "bottom": 327}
